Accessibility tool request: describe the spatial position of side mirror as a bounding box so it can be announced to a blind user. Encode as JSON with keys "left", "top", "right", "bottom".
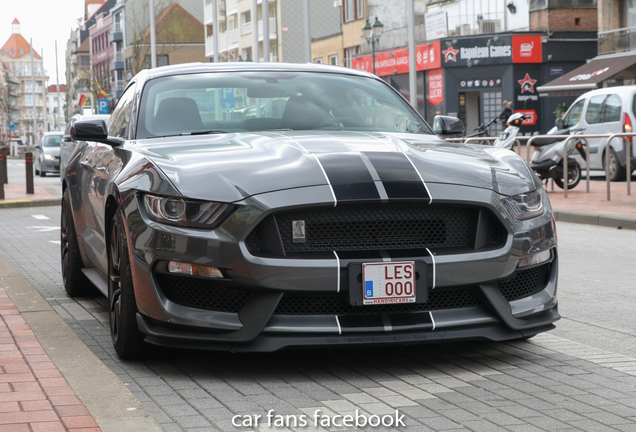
{"left": 433, "top": 115, "right": 465, "bottom": 136}
{"left": 555, "top": 118, "right": 564, "bottom": 129}
{"left": 62, "top": 135, "right": 73, "bottom": 143}
{"left": 70, "top": 119, "right": 123, "bottom": 146}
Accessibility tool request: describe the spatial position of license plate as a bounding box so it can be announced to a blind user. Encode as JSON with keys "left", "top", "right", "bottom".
{"left": 362, "top": 261, "right": 416, "bottom": 305}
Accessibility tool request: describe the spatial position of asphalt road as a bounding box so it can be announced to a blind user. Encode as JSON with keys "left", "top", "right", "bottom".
{"left": 0, "top": 199, "right": 636, "bottom": 431}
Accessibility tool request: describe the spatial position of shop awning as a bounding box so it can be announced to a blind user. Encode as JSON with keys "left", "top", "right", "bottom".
{"left": 537, "top": 54, "right": 636, "bottom": 97}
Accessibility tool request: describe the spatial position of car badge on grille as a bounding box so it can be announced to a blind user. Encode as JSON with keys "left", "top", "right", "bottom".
{"left": 292, "top": 220, "right": 306, "bottom": 243}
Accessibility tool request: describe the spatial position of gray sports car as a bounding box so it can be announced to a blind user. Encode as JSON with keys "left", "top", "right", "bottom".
{"left": 62, "top": 63, "right": 559, "bottom": 359}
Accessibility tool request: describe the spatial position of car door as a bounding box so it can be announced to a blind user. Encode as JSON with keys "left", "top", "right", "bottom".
{"left": 579, "top": 94, "right": 612, "bottom": 170}
{"left": 78, "top": 84, "right": 136, "bottom": 276}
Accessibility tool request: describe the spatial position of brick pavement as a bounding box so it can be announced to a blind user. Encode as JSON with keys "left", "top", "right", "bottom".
{"left": 0, "top": 287, "right": 101, "bottom": 432}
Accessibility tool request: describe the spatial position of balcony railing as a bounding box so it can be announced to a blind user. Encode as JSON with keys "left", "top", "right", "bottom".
{"left": 259, "top": 54, "right": 278, "bottom": 62}
{"left": 242, "top": 21, "right": 252, "bottom": 36}
{"left": 112, "top": 22, "right": 122, "bottom": 33}
{"left": 112, "top": 80, "right": 125, "bottom": 92}
{"left": 205, "top": 29, "right": 238, "bottom": 56}
{"left": 204, "top": 0, "right": 226, "bottom": 24}
{"left": 257, "top": 18, "right": 277, "bottom": 41}
{"left": 598, "top": 26, "right": 636, "bottom": 55}
{"left": 114, "top": 51, "right": 124, "bottom": 62}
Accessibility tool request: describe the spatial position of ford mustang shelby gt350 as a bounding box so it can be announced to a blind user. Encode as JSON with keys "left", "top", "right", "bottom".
{"left": 62, "top": 63, "right": 559, "bottom": 358}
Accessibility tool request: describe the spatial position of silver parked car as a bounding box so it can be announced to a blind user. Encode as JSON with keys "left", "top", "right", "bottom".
{"left": 62, "top": 62, "right": 559, "bottom": 359}
{"left": 34, "top": 132, "right": 63, "bottom": 177}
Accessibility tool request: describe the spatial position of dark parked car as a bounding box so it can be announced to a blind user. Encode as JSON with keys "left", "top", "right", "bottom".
{"left": 60, "top": 114, "right": 110, "bottom": 182}
{"left": 62, "top": 62, "right": 559, "bottom": 359}
{"left": 34, "top": 132, "right": 63, "bottom": 176}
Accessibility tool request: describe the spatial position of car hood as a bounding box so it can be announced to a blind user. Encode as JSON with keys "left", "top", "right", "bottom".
{"left": 44, "top": 147, "right": 61, "bottom": 156}
{"left": 133, "top": 131, "right": 539, "bottom": 203}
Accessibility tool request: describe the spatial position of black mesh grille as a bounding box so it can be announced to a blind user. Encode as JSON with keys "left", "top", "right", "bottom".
{"left": 156, "top": 274, "right": 252, "bottom": 313}
{"left": 497, "top": 264, "right": 550, "bottom": 301}
{"left": 273, "top": 286, "right": 483, "bottom": 315}
{"left": 275, "top": 204, "right": 480, "bottom": 253}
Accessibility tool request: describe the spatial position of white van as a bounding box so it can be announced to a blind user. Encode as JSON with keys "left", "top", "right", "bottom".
{"left": 549, "top": 86, "right": 636, "bottom": 181}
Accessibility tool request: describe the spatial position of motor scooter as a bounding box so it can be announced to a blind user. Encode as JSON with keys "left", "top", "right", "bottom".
{"left": 493, "top": 112, "right": 587, "bottom": 190}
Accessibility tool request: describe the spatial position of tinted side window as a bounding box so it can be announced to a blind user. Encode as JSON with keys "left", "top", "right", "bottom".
{"left": 602, "top": 95, "right": 621, "bottom": 123}
{"left": 585, "top": 95, "right": 605, "bottom": 125}
{"left": 563, "top": 99, "right": 585, "bottom": 128}
{"left": 109, "top": 84, "right": 136, "bottom": 138}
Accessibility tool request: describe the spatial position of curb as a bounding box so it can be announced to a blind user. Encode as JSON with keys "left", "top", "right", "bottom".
{"left": 0, "top": 253, "right": 163, "bottom": 432}
{"left": 0, "top": 198, "right": 61, "bottom": 209}
{"left": 553, "top": 210, "right": 636, "bottom": 230}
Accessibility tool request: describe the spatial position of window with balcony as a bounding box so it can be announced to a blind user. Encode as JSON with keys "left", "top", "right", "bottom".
{"left": 241, "top": 11, "right": 251, "bottom": 35}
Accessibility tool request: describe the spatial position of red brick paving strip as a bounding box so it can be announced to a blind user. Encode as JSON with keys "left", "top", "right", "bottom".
{"left": 0, "top": 287, "right": 102, "bottom": 432}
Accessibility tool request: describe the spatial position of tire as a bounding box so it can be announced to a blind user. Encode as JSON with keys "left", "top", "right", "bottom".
{"left": 39, "top": 169, "right": 46, "bottom": 177}
{"left": 61, "top": 189, "right": 95, "bottom": 296}
{"left": 109, "top": 211, "right": 146, "bottom": 359}
{"left": 35, "top": 166, "right": 40, "bottom": 175}
{"left": 604, "top": 148, "right": 627, "bottom": 182}
{"left": 554, "top": 159, "right": 581, "bottom": 190}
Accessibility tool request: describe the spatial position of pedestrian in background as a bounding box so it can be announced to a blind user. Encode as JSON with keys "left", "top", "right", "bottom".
{"left": 499, "top": 100, "right": 513, "bottom": 123}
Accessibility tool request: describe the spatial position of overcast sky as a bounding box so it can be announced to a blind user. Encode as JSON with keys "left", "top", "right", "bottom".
{"left": 1, "top": 0, "right": 85, "bottom": 85}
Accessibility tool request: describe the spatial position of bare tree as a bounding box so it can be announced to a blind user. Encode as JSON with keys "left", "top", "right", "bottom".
{"left": 127, "top": 0, "right": 178, "bottom": 77}
{"left": 0, "top": 64, "right": 19, "bottom": 142}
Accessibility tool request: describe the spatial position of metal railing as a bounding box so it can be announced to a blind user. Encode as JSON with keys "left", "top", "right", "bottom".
{"left": 598, "top": 26, "right": 636, "bottom": 55}
{"left": 450, "top": 133, "right": 634, "bottom": 200}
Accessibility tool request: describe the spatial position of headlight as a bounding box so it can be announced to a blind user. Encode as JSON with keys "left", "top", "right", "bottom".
{"left": 143, "top": 194, "right": 234, "bottom": 229}
{"left": 503, "top": 189, "right": 544, "bottom": 220}
{"left": 44, "top": 154, "right": 55, "bottom": 160}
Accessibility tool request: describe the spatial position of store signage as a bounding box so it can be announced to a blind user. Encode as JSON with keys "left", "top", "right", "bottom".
{"left": 425, "top": 9, "right": 448, "bottom": 40}
{"left": 351, "top": 41, "right": 441, "bottom": 76}
{"left": 569, "top": 67, "right": 610, "bottom": 82}
{"left": 440, "top": 36, "right": 513, "bottom": 67}
{"left": 518, "top": 73, "right": 538, "bottom": 93}
{"left": 459, "top": 78, "right": 502, "bottom": 89}
{"left": 512, "top": 35, "right": 542, "bottom": 63}
{"left": 550, "top": 67, "right": 563, "bottom": 76}
{"left": 515, "top": 109, "right": 537, "bottom": 126}
{"left": 416, "top": 40, "right": 441, "bottom": 70}
{"left": 428, "top": 69, "right": 444, "bottom": 105}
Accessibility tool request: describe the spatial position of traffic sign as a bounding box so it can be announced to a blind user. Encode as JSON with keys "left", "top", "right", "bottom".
{"left": 98, "top": 99, "right": 108, "bottom": 114}
{"left": 10, "top": 120, "right": 14, "bottom": 131}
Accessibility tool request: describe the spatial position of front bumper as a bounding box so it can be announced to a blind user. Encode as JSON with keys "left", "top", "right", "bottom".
{"left": 121, "top": 183, "right": 559, "bottom": 351}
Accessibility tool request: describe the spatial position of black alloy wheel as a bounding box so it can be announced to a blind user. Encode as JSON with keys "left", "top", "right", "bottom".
{"left": 61, "top": 189, "right": 93, "bottom": 296}
{"left": 108, "top": 211, "right": 145, "bottom": 359}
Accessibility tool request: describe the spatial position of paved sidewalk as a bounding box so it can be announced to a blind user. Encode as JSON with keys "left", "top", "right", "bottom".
{"left": 0, "top": 183, "right": 59, "bottom": 208}
{"left": 0, "top": 287, "right": 101, "bottom": 432}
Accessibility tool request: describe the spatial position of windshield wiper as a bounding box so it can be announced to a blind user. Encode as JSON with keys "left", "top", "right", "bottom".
{"left": 187, "top": 130, "right": 229, "bottom": 135}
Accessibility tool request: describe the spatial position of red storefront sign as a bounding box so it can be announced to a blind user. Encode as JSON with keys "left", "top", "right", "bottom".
{"left": 512, "top": 35, "right": 542, "bottom": 64}
{"left": 416, "top": 40, "right": 441, "bottom": 71}
{"left": 351, "top": 41, "right": 441, "bottom": 76}
{"left": 428, "top": 69, "right": 444, "bottom": 105}
{"left": 515, "top": 109, "right": 537, "bottom": 125}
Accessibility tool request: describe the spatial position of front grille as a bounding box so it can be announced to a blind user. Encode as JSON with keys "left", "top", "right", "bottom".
{"left": 273, "top": 286, "right": 484, "bottom": 315}
{"left": 497, "top": 263, "right": 550, "bottom": 301}
{"left": 156, "top": 273, "right": 252, "bottom": 313}
{"left": 270, "top": 204, "right": 494, "bottom": 253}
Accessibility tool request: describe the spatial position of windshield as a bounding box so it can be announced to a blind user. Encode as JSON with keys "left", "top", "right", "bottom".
{"left": 137, "top": 72, "right": 431, "bottom": 139}
{"left": 42, "top": 135, "right": 62, "bottom": 147}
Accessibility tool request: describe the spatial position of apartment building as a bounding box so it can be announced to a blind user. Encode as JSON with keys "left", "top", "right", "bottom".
{"left": 1, "top": 19, "right": 49, "bottom": 144}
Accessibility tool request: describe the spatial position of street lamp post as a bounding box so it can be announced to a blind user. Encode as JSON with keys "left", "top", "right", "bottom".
{"left": 362, "top": 16, "right": 384, "bottom": 75}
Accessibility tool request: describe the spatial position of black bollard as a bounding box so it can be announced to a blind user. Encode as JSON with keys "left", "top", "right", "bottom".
{"left": 0, "top": 147, "right": 6, "bottom": 184}
{"left": 25, "top": 151, "right": 34, "bottom": 194}
{"left": 0, "top": 148, "right": 4, "bottom": 200}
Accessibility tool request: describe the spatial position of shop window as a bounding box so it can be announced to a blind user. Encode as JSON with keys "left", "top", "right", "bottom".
{"left": 329, "top": 55, "right": 338, "bottom": 66}
{"left": 482, "top": 91, "right": 503, "bottom": 135}
{"left": 314, "top": 58, "right": 324, "bottom": 64}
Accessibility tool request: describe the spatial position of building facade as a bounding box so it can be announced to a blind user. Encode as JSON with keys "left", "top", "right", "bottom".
{"left": 1, "top": 19, "right": 49, "bottom": 144}
{"left": 46, "top": 84, "right": 66, "bottom": 131}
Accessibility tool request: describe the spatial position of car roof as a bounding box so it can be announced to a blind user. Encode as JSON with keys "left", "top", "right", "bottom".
{"left": 580, "top": 85, "right": 636, "bottom": 98}
{"left": 133, "top": 62, "right": 377, "bottom": 87}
